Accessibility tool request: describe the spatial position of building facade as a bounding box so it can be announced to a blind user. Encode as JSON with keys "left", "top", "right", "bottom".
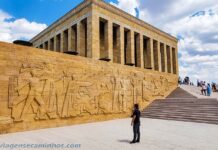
{"left": 30, "top": 0, "right": 178, "bottom": 75}
{"left": 0, "top": 0, "right": 179, "bottom": 134}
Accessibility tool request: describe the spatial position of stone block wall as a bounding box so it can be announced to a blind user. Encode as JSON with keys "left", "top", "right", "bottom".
{"left": 0, "top": 42, "right": 178, "bottom": 134}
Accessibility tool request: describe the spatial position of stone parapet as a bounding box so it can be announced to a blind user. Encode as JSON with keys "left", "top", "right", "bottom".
{"left": 0, "top": 42, "right": 178, "bottom": 134}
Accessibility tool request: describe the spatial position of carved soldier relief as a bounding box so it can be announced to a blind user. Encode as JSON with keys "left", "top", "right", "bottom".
{"left": 7, "top": 60, "right": 174, "bottom": 124}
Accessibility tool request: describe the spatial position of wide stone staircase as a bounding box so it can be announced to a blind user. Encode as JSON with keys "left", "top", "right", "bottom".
{"left": 142, "top": 87, "right": 218, "bottom": 124}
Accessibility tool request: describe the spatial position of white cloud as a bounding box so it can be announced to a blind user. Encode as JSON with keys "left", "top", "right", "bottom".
{"left": 0, "top": 10, "right": 47, "bottom": 43}
{"left": 137, "top": 0, "right": 218, "bottom": 26}
{"left": 110, "top": 0, "right": 218, "bottom": 83}
{"left": 164, "top": 6, "right": 218, "bottom": 83}
{"left": 110, "top": 0, "right": 139, "bottom": 16}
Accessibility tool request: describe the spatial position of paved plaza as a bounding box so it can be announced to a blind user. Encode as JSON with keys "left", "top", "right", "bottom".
{"left": 180, "top": 85, "right": 218, "bottom": 100}
{"left": 0, "top": 118, "right": 218, "bottom": 150}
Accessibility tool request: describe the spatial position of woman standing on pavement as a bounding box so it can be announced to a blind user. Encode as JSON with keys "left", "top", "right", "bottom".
{"left": 207, "top": 83, "right": 212, "bottom": 96}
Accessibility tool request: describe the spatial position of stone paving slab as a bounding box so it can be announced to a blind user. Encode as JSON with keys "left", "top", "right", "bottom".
{"left": 180, "top": 85, "right": 218, "bottom": 100}
{"left": 0, "top": 118, "right": 218, "bottom": 150}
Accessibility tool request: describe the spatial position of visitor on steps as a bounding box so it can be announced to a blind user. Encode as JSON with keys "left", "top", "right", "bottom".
{"left": 178, "top": 77, "right": 182, "bottom": 85}
{"left": 212, "top": 83, "right": 217, "bottom": 92}
{"left": 207, "top": 84, "right": 212, "bottom": 96}
{"left": 130, "top": 104, "right": 141, "bottom": 144}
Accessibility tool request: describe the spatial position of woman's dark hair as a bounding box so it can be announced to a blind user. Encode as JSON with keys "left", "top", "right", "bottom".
{"left": 134, "top": 104, "right": 139, "bottom": 109}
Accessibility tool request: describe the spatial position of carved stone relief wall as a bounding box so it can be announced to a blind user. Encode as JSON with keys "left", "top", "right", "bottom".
{"left": 0, "top": 42, "right": 178, "bottom": 134}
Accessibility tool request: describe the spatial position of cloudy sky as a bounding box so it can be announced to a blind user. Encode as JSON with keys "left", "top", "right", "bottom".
{"left": 0, "top": 0, "right": 218, "bottom": 84}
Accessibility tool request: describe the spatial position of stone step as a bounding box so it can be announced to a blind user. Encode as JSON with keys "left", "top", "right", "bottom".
{"left": 144, "top": 110, "right": 218, "bottom": 115}
{"left": 156, "top": 98, "right": 218, "bottom": 101}
{"left": 143, "top": 115, "right": 218, "bottom": 120}
{"left": 151, "top": 101, "right": 218, "bottom": 103}
{"left": 152, "top": 101, "right": 218, "bottom": 104}
{"left": 151, "top": 103, "right": 218, "bottom": 106}
{"left": 142, "top": 113, "right": 218, "bottom": 118}
{"left": 152, "top": 100, "right": 218, "bottom": 104}
{"left": 151, "top": 102, "right": 218, "bottom": 105}
{"left": 147, "top": 105, "right": 218, "bottom": 108}
{"left": 141, "top": 112, "right": 218, "bottom": 117}
{"left": 141, "top": 113, "right": 218, "bottom": 120}
{"left": 146, "top": 107, "right": 218, "bottom": 110}
{"left": 142, "top": 87, "right": 218, "bottom": 125}
{"left": 153, "top": 100, "right": 218, "bottom": 103}
{"left": 142, "top": 116, "right": 218, "bottom": 125}
{"left": 166, "top": 87, "right": 197, "bottom": 99}
{"left": 142, "top": 109, "right": 218, "bottom": 113}
{"left": 144, "top": 110, "right": 218, "bottom": 114}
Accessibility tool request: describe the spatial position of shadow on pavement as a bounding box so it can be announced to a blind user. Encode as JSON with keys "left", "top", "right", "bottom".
{"left": 118, "top": 139, "right": 131, "bottom": 143}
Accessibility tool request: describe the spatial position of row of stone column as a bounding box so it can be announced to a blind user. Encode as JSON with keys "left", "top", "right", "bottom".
{"left": 38, "top": 18, "right": 90, "bottom": 57}
{"left": 37, "top": 17, "right": 177, "bottom": 74}
{"left": 98, "top": 18, "right": 178, "bottom": 74}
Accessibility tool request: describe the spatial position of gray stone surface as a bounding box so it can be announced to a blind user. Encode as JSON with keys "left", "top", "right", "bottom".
{"left": 180, "top": 85, "right": 218, "bottom": 100}
{"left": 0, "top": 118, "right": 218, "bottom": 150}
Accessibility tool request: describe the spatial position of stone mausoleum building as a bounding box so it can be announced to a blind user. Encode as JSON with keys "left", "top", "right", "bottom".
{"left": 30, "top": 0, "right": 178, "bottom": 74}
{"left": 0, "top": 0, "right": 179, "bottom": 134}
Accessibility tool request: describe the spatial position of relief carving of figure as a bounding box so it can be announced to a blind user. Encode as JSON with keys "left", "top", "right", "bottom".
{"left": 110, "top": 73, "right": 127, "bottom": 113}
{"left": 7, "top": 59, "right": 175, "bottom": 123}
{"left": 60, "top": 69, "right": 99, "bottom": 118}
{"left": 10, "top": 62, "right": 50, "bottom": 121}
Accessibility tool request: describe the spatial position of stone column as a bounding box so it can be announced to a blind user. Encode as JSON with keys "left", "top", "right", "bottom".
{"left": 89, "top": 10, "right": 100, "bottom": 59}
{"left": 139, "top": 34, "right": 144, "bottom": 69}
{"left": 164, "top": 44, "right": 168, "bottom": 73}
{"left": 119, "top": 26, "right": 125, "bottom": 65}
{"left": 170, "top": 47, "right": 173, "bottom": 73}
{"left": 87, "top": 16, "right": 92, "bottom": 58}
{"left": 166, "top": 45, "right": 171, "bottom": 73}
{"left": 54, "top": 36, "right": 57, "bottom": 52}
{"left": 134, "top": 33, "right": 142, "bottom": 68}
{"left": 144, "top": 37, "right": 152, "bottom": 69}
{"left": 112, "top": 25, "right": 120, "bottom": 64}
{"left": 106, "top": 20, "right": 113, "bottom": 62}
{"left": 153, "top": 40, "right": 160, "bottom": 71}
{"left": 68, "top": 27, "right": 72, "bottom": 51}
{"left": 60, "top": 32, "right": 64, "bottom": 53}
{"left": 160, "top": 43, "right": 165, "bottom": 72}
{"left": 52, "top": 38, "right": 55, "bottom": 51}
{"left": 42, "top": 42, "right": 45, "bottom": 49}
{"left": 172, "top": 47, "right": 178, "bottom": 74}
{"left": 77, "top": 22, "right": 81, "bottom": 55}
{"left": 70, "top": 25, "right": 77, "bottom": 51}
{"left": 45, "top": 41, "right": 48, "bottom": 50}
{"left": 48, "top": 40, "right": 51, "bottom": 50}
{"left": 175, "top": 47, "right": 179, "bottom": 75}
{"left": 125, "top": 30, "right": 135, "bottom": 65}
{"left": 130, "top": 30, "right": 135, "bottom": 65}
{"left": 157, "top": 41, "right": 161, "bottom": 72}
{"left": 150, "top": 39, "right": 154, "bottom": 70}
{"left": 77, "top": 20, "right": 87, "bottom": 57}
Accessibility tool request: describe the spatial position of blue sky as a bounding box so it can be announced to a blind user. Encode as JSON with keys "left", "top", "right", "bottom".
{"left": 0, "top": 0, "right": 218, "bottom": 83}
